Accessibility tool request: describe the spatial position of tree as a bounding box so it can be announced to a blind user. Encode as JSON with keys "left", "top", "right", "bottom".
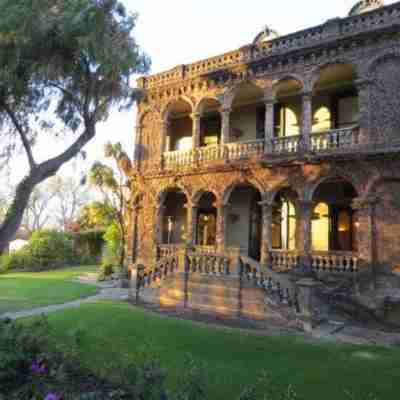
{"left": 89, "top": 142, "right": 132, "bottom": 268}
{"left": 77, "top": 200, "right": 117, "bottom": 231}
{"left": 22, "top": 185, "right": 56, "bottom": 233}
{"left": 0, "top": 0, "right": 149, "bottom": 253}
{"left": 50, "top": 176, "right": 89, "bottom": 231}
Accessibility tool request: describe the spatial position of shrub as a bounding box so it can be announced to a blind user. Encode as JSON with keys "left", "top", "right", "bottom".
{"left": 0, "top": 230, "right": 74, "bottom": 272}
{"left": 103, "top": 222, "right": 122, "bottom": 264}
{"left": 98, "top": 262, "right": 114, "bottom": 281}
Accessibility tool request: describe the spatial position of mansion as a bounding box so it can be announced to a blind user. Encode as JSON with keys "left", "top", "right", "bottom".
{"left": 127, "top": 0, "right": 400, "bottom": 324}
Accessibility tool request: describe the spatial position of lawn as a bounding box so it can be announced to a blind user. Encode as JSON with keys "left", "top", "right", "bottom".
{"left": 42, "top": 301, "right": 400, "bottom": 400}
{"left": 0, "top": 266, "right": 99, "bottom": 315}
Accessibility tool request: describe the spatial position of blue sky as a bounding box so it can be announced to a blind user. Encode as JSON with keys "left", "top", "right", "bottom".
{"left": 4, "top": 0, "right": 397, "bottom": 184}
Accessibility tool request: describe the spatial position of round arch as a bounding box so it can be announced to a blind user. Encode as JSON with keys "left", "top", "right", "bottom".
{"left": 161, "top": 96, "right": 194, "bottom": 123}
{"left": 310, "top": 62, "right": 359, "bottom": 93}
{"left": 272, "top": 75, "right": 304, "bottom": 98}
{"left": 306, "top": 173, "right": 360, "bottom": 202}
{"left": 194, "top": 97, "right": 222, "bottom": 115}
{"left": 222, "top": 179, "right": 266, "bottom": 206}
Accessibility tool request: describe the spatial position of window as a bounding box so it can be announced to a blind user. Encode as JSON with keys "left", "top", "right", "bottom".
{"left": 274, "top": 105, "right": 300, "bottom": 137}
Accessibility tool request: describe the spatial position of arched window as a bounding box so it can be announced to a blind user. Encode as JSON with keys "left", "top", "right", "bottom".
{"left": 272, "top": 196, "right": 296, "bottom": 251}
{"left": 312, "top": 203, "right": 330, "bottom": 251}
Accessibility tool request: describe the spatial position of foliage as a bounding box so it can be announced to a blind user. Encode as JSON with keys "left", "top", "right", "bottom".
{"left": 0, "top": 230, "right": 74, "bottom": 272}
{"left": 89, "top": 143, "right": 131, "bottom": 267}
{"left": 98, "top": 261, "right": 114, "bottom": 281}
{"left": 0, "top": 0, "right": 150, "bottom": 252}
{"left": 72, "top": 230, "right": 105, "bottom": 261}
{"left": 103, "top": 221, "right": 121, "bottom": 261}
{"left": 77, "top": 201, "right": 117, "bottom": 231}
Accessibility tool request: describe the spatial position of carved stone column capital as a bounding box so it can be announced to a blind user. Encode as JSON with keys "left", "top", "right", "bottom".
{"left": 352, "top": 195, "right": 379, "bottom": 211}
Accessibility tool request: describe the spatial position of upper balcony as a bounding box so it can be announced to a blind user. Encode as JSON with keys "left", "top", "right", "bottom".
{"left": 160, "top": 63, "right": 366, "bottom": 171}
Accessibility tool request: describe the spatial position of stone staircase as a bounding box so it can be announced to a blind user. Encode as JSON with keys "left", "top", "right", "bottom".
{"left": 132, "top": 249, "right": 302, "bottom": 325}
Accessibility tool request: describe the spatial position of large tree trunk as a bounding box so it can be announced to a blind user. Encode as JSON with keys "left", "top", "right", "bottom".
{"left": 0, "top": 124, "right": 95, "bottom": 254}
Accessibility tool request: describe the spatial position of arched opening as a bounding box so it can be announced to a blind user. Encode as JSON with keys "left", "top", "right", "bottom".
{"left": 311, "top": 178, "right": 358, "bottom": 252}
{"left": 230, "top": 83, "right": 265, "bottom": 143}
{"left": 161, "top": 189, "right": 188, "bottom": 244}
{"left": 273, "top": 78, "right": 302, "bottom": 138}
{"left": 196, "top": 192, "right": 217, "bottom": 246}
{"left": 165, "top": 99, "right": 193, "bottom": 152}
{"left": 197, "top": 98, "right": 222, "bottom": 147}
{"left": 272, "top": 189, "right": 297, "bottom": 251}
{"left": 225, "top": 184, "right": 262, "bottom": 260}
{"left": 312, "top": 64, "right": 359, "bottom": 133}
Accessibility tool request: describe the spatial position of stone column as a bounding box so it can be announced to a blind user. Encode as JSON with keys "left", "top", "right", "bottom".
{"left": 221, "top": 108, "right": 231, "bottom": 145}
{"left": 216, "top": 203, "right": 226, "bottom": 252}
{"left": 159, "top": 121, "right": 169, "bottom": 169}
{"left": 352, "top": 196, "right": 378, "bottom": 268}
{"left": 355, "top": 79, "right": 371, "bottom": 145}
{"left": 260, "top": 201, "right": 273, "bottom": 269}
{"left": 134, "top": 124, "right": 142, "bottom": 163}
{"left": 186, "top": 205, "right": 198, "bottom": 246}
{"left": 264, "top": 99, "right": 275, "bottom": 154}
{"left": 191, "top": 112, "right": 201, "bottom": 148}
{"left": 301, "top": 91, "right": 313, "bottom": 151}
{"left": 297, "top": 200, "right": 314, "bottom": 269}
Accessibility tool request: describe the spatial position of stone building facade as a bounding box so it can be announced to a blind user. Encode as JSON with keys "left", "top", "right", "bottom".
{"left": 126, "top": 1, "right": 400, "bottom": 322}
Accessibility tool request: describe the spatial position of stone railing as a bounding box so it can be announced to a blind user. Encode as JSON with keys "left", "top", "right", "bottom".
{"left": 270, "top": 250, "right": 300, "bottom": 272}
{"left": 310, "top": 127, "right": 360, "bottom": 153}
{"left": 139, "top": 3, "right": 400, "bottom": 89}
{"left": 157, "top": 244, "right": 184, "bottom": 260}
{"left": 310, "top": 251, "right": 359, "bottom": 273}
{"left": 240, "top": 256, "right": 300, "bottom": 312}
{"left": 187, "top": 252, "right": 232, "bottom": 276}
{"left": 192, "top": 245, "right": 218, "bottom": 255}
{"left": 162, "top": 139, "right": 264, "bottom": 170}
{"left": 139, "top": 254, "right": 179, "bottom": 289}
{"left": 270, "top": 135, "right": 301, "bottom": 155}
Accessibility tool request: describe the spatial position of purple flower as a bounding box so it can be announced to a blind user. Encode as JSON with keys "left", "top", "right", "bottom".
{"left": 45, "top": 393, "right": 62, "bottom": 400}
{"left": 30, "top": 360, "right": 47, "bottom": 375}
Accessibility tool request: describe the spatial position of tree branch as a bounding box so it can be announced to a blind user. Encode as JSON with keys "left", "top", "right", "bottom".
{"left": 2, "top": 102, "right": 37, "bottom": 169}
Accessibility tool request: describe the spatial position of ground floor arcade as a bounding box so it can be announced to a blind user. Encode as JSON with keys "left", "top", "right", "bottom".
{"left": 127, "top": 161, "right": 400, "bottom": 275}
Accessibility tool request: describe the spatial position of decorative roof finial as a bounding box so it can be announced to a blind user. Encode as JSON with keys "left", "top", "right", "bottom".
{"left": 349, "top": 0, "right": 385, "bottom": 16}
{"left": 253, "top": 25, "right": 280, "bottom": 44}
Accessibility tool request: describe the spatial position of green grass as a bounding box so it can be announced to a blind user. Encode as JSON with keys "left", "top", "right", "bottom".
{"left": 0, "top": 266, "right": 99, "bottom": 315}
{"left": 42, "top": 302, "right": 400, "bottom": 400}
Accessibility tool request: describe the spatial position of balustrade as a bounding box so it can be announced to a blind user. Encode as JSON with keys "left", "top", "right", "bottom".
{"left": 270, "top": 251, "right": 300, "bottom": 271}
{"left": 271, "top": 135, "right": 300, "bottom": 155}
{"left": 139, "top": 255, "right": 179, "bottom": 289}
{"left": 310, "top": 251, "right": 359, "bottom": 273}
{"left": 157, "top": 244, "right": 183, "bottom": 260}
{"left": 310, "top": 127, "right": 360, "bottom": 152}
{"left": 187, "top": 252, "right": 231, "bottom": 276}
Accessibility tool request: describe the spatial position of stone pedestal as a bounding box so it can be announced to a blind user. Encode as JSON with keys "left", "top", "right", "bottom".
{"left": 296, "top": 278, "right": 321, "bottom": 332}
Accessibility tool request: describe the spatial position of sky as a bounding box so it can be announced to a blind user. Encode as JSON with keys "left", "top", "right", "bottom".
{"left": 2, "top": 0, "right": 397, "bottom": 187}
